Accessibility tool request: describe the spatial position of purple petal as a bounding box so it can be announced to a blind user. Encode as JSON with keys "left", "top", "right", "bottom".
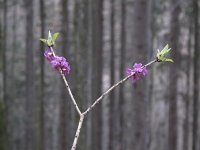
{"left": 44, "top": 48, "right": 54, "bottom": 61}
{"left": 133, "top": 63, "right": 142, "bottom": 68}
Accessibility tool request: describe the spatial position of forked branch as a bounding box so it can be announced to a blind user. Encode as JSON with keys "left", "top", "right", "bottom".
{"left": 42, "top": 32, "right": 172, "bottom": 150}
{"left": 70, "top": 59, "right": 157, "bottom": 150}
{"left": 51, "top": 46, "right": 157, "bottom": 150}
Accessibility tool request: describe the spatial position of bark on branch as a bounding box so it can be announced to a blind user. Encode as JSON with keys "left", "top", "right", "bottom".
{"left": 82, "top": 59, "right": 157, "bottom": 115}
{"left": 49, "top": 48, "right": 157, "bottom": 150}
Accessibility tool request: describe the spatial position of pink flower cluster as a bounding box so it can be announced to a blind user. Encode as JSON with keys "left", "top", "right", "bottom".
{"left": 44, "top": 47, "right": 71, "bottom": 75}
{"left": 126, "top": 63, "right": 148, "bottom": 82}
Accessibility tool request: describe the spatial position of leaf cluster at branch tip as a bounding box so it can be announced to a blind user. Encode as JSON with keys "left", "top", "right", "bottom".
{"left": 40, "top": 30, "right": 59, "bottom": 47}
{"left": 156, "top": 44, "right": 173, "bottom": 62}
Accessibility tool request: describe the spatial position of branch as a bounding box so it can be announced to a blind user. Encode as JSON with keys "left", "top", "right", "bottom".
{"left": 61, "top": 74, "right": 82, "bottom": 116}
{"left": 82, "top": 59, "right": 157, "bottom": 115}
{"left": 71, "top": 115, "right": 85, "bottom": 150}
{"left": 49, "top": 47, "right": 83, "bottom": 150}
{"left": 50, "top": 47, "right": 82, "bottom": 116}
{"left": 42, "top": 33, "right": 171, "bottom": 150}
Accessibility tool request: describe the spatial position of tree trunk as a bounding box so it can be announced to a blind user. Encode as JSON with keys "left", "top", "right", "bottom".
{"left": 0, "top": 18, "right": 7, "bottom": 150}
{"left": 25, "top": 0, "right": 35, "bottom": 150}
{"left": 2, "top": 0, "right": 8, "bottom": 148}
{"left": 119, "top": 0, "right": 126, "bottom": 149}
{"left": 86, "top": 0, "right": 93, "bottom": 149}
{"left": 3, "top": 0, "right": 7, "bottom": 106}
{"left": 132, "top": 0, "right": 148, "bottom": 150}
{"left": 183, "top": 15, "right": 192, "bottom": 150}
{"left": 109, "top": 0, "right": 116, "bottom": 149}
{"left": 168, "top": 0, "right": 180, "bottom": 150}
{"left": 145, "top": 0, "right": 154, "bottom": 149}
{"left": 39, "top": 0, "right": 45, "bottom": 149}
{"left": 192, "top": 0, "right": 199, "bottom": 150}
{"left": 91, "top": 0, "right": 103, "bottom": 149}
{"left": 59, "top": 0, "right": 70, "bottom": 150}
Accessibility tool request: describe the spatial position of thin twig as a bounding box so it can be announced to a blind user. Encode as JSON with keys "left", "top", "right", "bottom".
{"left": 71, "top": 115, "right": 85, "bottom": 150}
{"left": 83, "top": 59, "right": 157, "bottom": 115}
{"left": 50, "top": 47, "right": 82, "bottom": 116}
{"left": 61, "top": 74, "right": 82, "bottom": 116}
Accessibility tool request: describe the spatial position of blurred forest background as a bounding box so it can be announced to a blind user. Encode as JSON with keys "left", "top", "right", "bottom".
{"left": 0, "top": 0, "right": 200, "bottom": 150}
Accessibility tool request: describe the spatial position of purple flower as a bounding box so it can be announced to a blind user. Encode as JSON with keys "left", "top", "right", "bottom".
{"left": 50, "top": 56, "right": 71, "bottom": 75}
{"left": 127, "top": 63, "right": 148, "bottom": 82}
{"left": 44, "top": 48, "right": 71, "bottom": 76}
{"left": 44, "top": 47, "right": 54, "bottom": 61}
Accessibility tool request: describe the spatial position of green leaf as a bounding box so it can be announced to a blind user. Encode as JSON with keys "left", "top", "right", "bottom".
{"left": 161, "top": 44, "right": 169, "bottom": 52}
{"left": 47, "top": 40, "right": 52, "bottom": 47}
{"left": 156, "top": 44, "right": 173, "bottom": 63}
{"left": 165, "top": 58, "right": 174, "bottom": 62}
{"left": 48, "top": 30, "right": 52, "bottom": 41}
{"left": 40, "top": 38, "right": 47, "bottom": 44}
{"left": 40, "top": 31, "right": 58, "bottom": 47}
{"left": 52, "top": 32, "right": 59, "bottom": 42}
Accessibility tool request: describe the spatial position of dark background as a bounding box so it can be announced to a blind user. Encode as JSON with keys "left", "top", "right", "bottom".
{"left": 0, "top": 0, "right": 199, "bottom": 150}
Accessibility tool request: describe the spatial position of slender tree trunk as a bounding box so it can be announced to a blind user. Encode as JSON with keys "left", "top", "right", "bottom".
{"left": 60, "top": 0, "right": 71, "bottom": 149}
{"left": 2, "top": 0, "right": 7, "bottom": 105}
{"left": 25, "top": 0, "right": 35, "bottom": 150}
{"left": 59, "top": 0, "right": 71, "bottom": 150}
{"left": 168, "top": 0, "right": 180, "bottom": 150}
{"left": 132, "top": 0, "right": 148, "bottom": 150}
{"left": 109, "top": 0, "right": 116, "bottom": 149}
{"left": 192, "top": 0, "right": 199, "bottom": 150}
{"left": 3, "top": 0, "right": 7, "bottom": 105}
{"left": 145, "top": 0, "right": 153, "bottom": 149}
{"left": 119, "top": 0, "right": 126, "bottom": 149}
{"left": 3, "top": 0, "right": 8, "bottom": 149}
{"left": 91, "top": 0, "right": 103, "bottom": 149}
{"left": 183, "top": 16, "right": 192, "bottom": 150}
{"left": 39, "top": 0, "right": 45, "bottom": 150}
{"left": 3, "top": 0, "right": 7, "bottom": 121}
{"left": 11, "top": 0, "right": 17, "bottom": 80}
{"left": 0, "top": 18, "right": 6, "bottom": 150}
{"left": 86, "top": 0, "right": 93, "bottom": 149}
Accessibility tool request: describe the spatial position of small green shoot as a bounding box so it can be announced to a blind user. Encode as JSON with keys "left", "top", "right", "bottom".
{"left": 40, "top": 30, "right": 59, "bottom": 47}
{"left": 156, "top": 44, "right": 173, "bottom": 62}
